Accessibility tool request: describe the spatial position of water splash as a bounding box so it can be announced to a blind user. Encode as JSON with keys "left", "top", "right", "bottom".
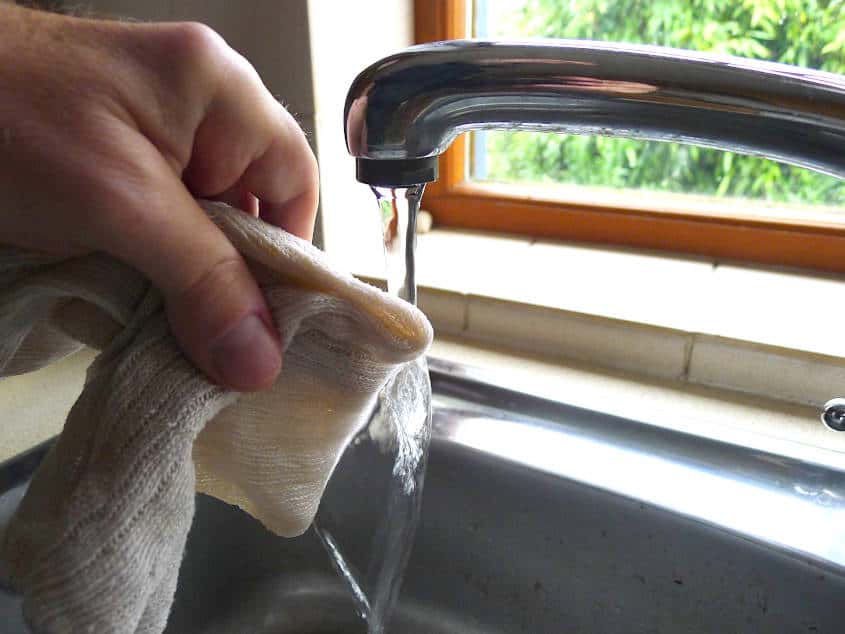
{"left": 363, "top": 357, "right": 431, "bottom": 633}
{"left": 367, "top": 357, "right": 430, "bottom": 495}
{"left": 315, "top": 185, "right": 432, "bottom": 633}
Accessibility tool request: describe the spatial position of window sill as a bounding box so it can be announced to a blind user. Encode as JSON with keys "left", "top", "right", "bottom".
{"left": 345, "top": 225, "right": 845, "bottom": 411}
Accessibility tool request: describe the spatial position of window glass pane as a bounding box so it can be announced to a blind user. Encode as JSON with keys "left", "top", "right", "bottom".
{"left": 472, "top": 0, "right": 845, "bottom": 218}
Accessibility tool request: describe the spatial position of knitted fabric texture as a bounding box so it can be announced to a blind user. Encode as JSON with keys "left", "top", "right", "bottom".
{"left": 0, "top": 201, "right": 432, "bottom": 634}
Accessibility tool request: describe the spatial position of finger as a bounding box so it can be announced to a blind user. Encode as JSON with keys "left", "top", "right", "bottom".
{"left": 243, "top": 127, "right": 319, "bottom": 241}
{"left": 90, "top": 144, "right": 281, "bottom": 391}
{"left": 215, "top": 182, "right": 259, "bottom": 216}
{"left": 181, "top": 57, "right": 318, "bottom": 240}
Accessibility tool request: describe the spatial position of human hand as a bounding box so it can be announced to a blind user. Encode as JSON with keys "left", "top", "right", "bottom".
{"left": 0, "top": 4, "right": 318, "bottom": 390}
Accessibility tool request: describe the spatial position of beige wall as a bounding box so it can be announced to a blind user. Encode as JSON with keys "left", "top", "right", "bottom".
{"left": 80, "top": 0, "right": 315, "bottom": 119}
{"left": 307, "top": 0, "right": 414, "bottom": 264}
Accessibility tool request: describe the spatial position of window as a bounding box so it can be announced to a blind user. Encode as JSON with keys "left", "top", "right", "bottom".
{"left": 415, "top": 0, "right": 845, "bottom": 272}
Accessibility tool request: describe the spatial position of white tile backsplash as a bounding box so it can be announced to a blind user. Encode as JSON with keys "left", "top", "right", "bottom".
{"left": 688, "top": 335, "right": 845, "bottom": 408}
{"left": 466, "top": 296, "right": 691, "bottom": 381}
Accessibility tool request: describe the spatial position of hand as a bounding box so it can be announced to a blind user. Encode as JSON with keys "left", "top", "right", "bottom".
{"left": 0, "top": 4, "right": 319, "bottom": 390}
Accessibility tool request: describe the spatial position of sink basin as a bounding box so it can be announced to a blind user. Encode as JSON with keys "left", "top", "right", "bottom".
{"left": 1, "top": 358, "right": 844, "bottom": 633}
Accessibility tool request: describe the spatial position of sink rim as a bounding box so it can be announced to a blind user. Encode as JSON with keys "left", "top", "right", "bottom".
{"left": 2, "top": 356, "right": 844, "bottom": 576}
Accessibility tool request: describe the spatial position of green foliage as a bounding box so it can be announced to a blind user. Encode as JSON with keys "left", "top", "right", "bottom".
{"left": 483, "top": 0, "right": 845, "bottom": 206}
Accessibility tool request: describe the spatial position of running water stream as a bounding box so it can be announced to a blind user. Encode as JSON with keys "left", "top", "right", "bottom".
{"left": 314, "top": 185, "right": 432, "bottom": 634}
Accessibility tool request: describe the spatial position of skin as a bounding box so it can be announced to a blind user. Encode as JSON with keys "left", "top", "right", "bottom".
{"left": 0, "top": 4, "right": 319, "bottom": 390}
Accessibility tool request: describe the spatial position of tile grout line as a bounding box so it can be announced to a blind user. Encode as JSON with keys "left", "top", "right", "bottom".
{"left": 681, "top": 333, "right": 696, "bottom": 382}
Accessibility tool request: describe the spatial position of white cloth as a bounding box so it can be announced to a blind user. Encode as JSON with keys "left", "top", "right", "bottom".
{"left": 0, "top": 201, "right": 432, "bottom": 633}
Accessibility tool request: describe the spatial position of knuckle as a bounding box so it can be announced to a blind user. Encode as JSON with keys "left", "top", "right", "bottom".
{"left": 304, "top": 142, "right": 319, "bottom": 183}
{"left": 291, "top": 126, "right": 320, "bottom": 195}
{"left": 186, "top": 255, "right": 248, "bottom": 298}
{"left": 301, "top": 151, "right": 320, "bottom": 203}
{"left": 279, "top": 107, "right": 319, "bottom": 179}
{"left": 167, "top": 21, "right": 227, "bottom": 66}
{"left": 169, "top": 254, "right": 255, "bottom": 327}
{"left": 150, "top": 22, "right": 229, "bottom": 97}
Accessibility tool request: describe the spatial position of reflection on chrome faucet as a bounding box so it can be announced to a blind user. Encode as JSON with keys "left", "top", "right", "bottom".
{"left": 344, "top": 40, "right": 845, "bottom": 187}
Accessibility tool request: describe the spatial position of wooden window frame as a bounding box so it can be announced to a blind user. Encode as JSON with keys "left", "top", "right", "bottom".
{"left": 414, "top": 0, "right": 845, "bottom": 273}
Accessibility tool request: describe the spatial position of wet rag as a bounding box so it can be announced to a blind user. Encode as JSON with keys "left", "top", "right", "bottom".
{"left": 0, "top": 201, "right": 432, "bottom": 633}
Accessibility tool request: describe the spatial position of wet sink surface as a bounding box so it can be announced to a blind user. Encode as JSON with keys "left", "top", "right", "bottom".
{"left": 165, "top": 444, "right": 844, "bottom": 633}
{"left": 2, "top": 359, "right": 845, "bottom": 633}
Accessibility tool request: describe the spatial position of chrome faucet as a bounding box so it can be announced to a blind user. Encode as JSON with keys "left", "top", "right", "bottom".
{"left": 344, "top": 40, "right": 845, "bottom": 431}
{"left": 344, "top": 39, "right": 845, "bottom": 186}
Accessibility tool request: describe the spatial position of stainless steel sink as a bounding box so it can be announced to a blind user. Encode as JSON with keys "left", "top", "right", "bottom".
{"left": 2, "top": 358, "right": 844, "bottom": 633}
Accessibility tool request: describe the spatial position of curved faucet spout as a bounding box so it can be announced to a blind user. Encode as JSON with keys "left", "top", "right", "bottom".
{"left": 344, "top": 40, "right": 845, "bottom": 186}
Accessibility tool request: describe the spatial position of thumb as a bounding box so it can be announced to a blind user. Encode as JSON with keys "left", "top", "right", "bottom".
{"left": 164, "top": 245, "right": 282, "bottom": 392}
{"left": 91, "top": 160, "right": 282, "bottom": 391}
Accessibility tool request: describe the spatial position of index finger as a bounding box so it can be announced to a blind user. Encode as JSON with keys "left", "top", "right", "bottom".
{"left": 241, "top": 110, "right": 319, "bottom": 240}
{"left": 177, "top": 41, "right": 319, "bottom": 240}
